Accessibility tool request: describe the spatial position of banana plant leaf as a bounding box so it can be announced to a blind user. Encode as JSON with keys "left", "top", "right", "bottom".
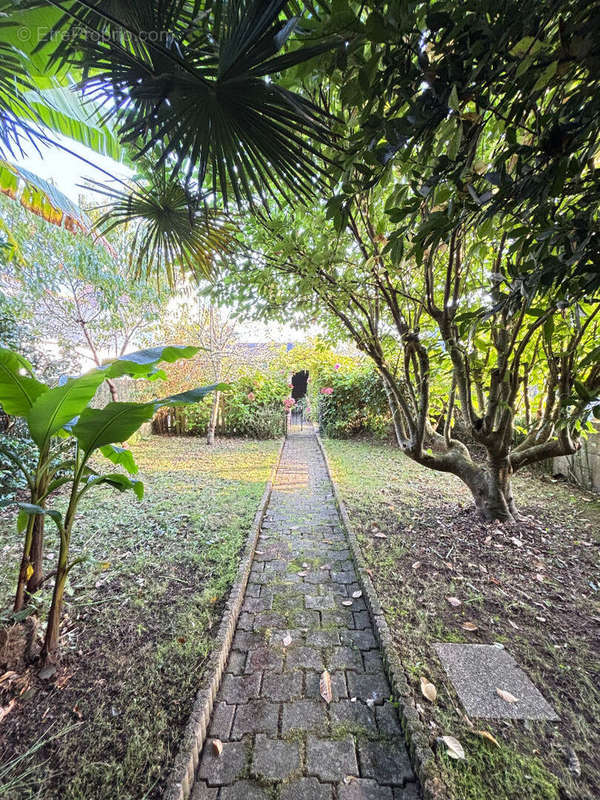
{"left": 83, "top": 473, "right": 144, "bottom": 500}
{"left": 100, "top": 444, "right": 138, "bottom": 475}
{"left": 103, "top": 345, "right": 201, "bottom": 379}
{"left": 0, "top": 348, "right": 48, "bottom": 415}
{"left": 27, "top": 370, "right": 107, "bottom": 449}
{"left": 0, "top": 159, "right": 88, "bottom": 232}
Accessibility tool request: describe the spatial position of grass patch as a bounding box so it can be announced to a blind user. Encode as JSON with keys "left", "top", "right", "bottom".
{"left": 0, "top": 435, "right": 280, "bottom": 800}
{"left": 324, "top": 438, "right": 600, "bottom": 800}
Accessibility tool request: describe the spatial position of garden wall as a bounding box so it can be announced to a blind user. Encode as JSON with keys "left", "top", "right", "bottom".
{"left": 553, "top": 431, "right": 600, "bottom": 492}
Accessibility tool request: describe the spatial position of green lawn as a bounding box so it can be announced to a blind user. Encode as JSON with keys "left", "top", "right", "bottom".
{"left": 324, "top": 438, "right": 600, "bottom": 800}
{"left": 0, "top": 435, "right": 280, "bottom": 800}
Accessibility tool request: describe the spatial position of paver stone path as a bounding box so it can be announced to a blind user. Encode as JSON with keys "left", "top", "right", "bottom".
{"left": 193, "top": 429, "right": 419, "bottom": 800}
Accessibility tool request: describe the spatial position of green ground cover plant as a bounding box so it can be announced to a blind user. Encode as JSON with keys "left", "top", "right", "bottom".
{"left": 0, "top": 435, "right": 280, "bottom": 800}
{"left": 324, "top": 438, "right": 600, "bottom": 800}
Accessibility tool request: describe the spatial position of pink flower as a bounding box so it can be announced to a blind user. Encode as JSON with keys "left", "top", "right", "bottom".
{"left": 283, "top": 396, "right": 296, "bottom": 410}
{"left": 247, "top": 392, "right": 255, "bottom": 401}
{"left": 334, "top": 363, "right": 341, "bottom": 370}
{"left": 320, "top": 387, "right": 333, "bottom": 395}
{"left": 288, "top": 383, "right": 293, "bottom": 388}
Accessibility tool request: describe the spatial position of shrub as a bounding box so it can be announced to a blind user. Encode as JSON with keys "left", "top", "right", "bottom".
{"left": 318, "top": 365, "right": 391, "bottom": 439}
{"left": 154, "top": 369, "right": 288, "bottom": 439}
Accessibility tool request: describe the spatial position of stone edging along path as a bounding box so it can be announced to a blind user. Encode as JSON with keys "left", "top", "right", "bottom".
{"left": 315, "top": 435, "right": 441, "bottom": 800}
{"left": 166, "top": 429, "right": 438, "bottom": 800}
{"left": 164, "top": 437, "right": 286, "bottom": 800}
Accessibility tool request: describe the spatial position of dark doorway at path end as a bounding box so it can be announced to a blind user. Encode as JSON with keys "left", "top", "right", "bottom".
{"left": 291, "top": 370, "right": 308, "bottom": 400}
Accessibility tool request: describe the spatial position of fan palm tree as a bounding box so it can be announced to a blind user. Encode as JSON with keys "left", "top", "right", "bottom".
{"left": 46, "top": 1, "right": 338, "bottom": 203}
{"left": 1, "top": 1, "right": 338, "bottom": 281}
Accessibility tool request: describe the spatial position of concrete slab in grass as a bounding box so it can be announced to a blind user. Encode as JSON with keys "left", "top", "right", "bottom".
{"left": 434, "top": 643, "right": 558, "bottom": 720}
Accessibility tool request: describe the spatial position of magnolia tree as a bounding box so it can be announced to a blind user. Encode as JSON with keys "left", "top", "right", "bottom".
{"left": 211, "top": 0, "right": 600, "bottom": 521}
{"left": 0, "top": 345, "right": 221, "bottom": 662}
{"left": 218, "top": 191, "right": 600, "bottom": 521}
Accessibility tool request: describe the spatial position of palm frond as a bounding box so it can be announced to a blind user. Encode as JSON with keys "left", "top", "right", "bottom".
{"left": 44, "top": 0, "right": 340, "bottom": 208}
{"left": 88, "top": 170, "right": 238, "bottom": 285}
{"left": 0, "top": 8, "right": 37, "bottom": 159}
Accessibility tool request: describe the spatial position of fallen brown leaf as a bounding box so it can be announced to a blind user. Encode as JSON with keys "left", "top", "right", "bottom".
{"left": 475, "top": 729, "right": 500, "bottom": 747}
{"left": 461, "top": 621, "right": 478, "bottom": 631}
{"left": 212, "top": 739, "right": 223, "bottom": 757}
{"left": 320, "top": 670, "right": 333, "bottom": 704}
{"left": 446, "top": 596, "right": 462, "bottom": 608}
{"left": 0, "top": 698, "right": 16, "bottom": 723}
{"left": 440, "top": 735, "right": 465, "bottom": 760}
{"left": 496, "top": 688, "right": 519, "bottom": 703}
{"left": 420, "top": 676, "right": 437, "bottom": 703}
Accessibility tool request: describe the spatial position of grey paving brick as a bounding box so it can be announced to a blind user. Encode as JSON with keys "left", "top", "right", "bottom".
{"left": 198, "top": 739, "right": 247, "bottom": 785}
{"left": 190, "top": 781, "right": 218, "bottom": 799}
{"left": 330, "top": 699, "right": 378, "bottom": 735}
{"left": 353, "top": 611, "right": 372, "bottom": 629}
{"left": 305, "top": 593, "right": 337, "bottom": 611}
{"left": 329, "top": 646, "right": 364, "bottom": 671}
{"left": 220, "top": 672, "right": 262, "bottom": 704}
{"left": 238, "top": 612, "right": 255, "bottom": 631}
{"left": 306, "top": 629, "right": 341, "bottom": 647}
{"left": 341, "top": 630, "right": 378, "bottom": 650}
{"left": 357, "top": 740, "right": 415, "bottom": 785}
{"left": 347, "top": 671, "right": 391, "bottom": 704}
{"left": 337, "top": 779, "right": 394, "bottom": 799}
{"left": 245, "top": 646, "right": 284, "bottom": 673}
{"left": 242, "top": 595, "right": 273, "bottom": 613}
{"left": 294, "top": 609, "right": 322, "bottom": 627}
{"left": 209, "top": 702, "right": 235, "bottom": 739}
{"left": 306, "top": 735, "right": 359, "bottom": 782}
{"left": 231, "top": 699, "right": 279, "bottom": 738}
{"left": 331, "top": 571, "right": 356, "bottom": 584}
{"left": 321, "top": 610, "right": 355, "bottom": 628}
{"left": 363, "top": 651, "right": 385, "bottom": 674}
{"left": 252, "top": 734, "right": 301, "bottom": 781}
{"left": 253, "top": 611, "right": 287, "bottom": 630}
{"left": 227, "top": 650, "right": 247, "bottom": 675}
{"left": 233, "top": 630, "right": 265, "bottom": 650}
{"left": 376, "top": 702, "right": 403, "bottom": 737}
{"left": 280, "top": 777, "right": 334, "bottom": 800}
{"left": 282, "top": 699, "right": 328, "bottom": 734}
{"left": 220, "top": 780, "right": 270, "bottom": 799}
{"left": 286, "top": 645, "right": 325, "bottom": 671}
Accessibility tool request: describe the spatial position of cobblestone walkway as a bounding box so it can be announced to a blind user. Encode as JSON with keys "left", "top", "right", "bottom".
{"left": 194, "top": 430, "right": 419, "bottom": 800}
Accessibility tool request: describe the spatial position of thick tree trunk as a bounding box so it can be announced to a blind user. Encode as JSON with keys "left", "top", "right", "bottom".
{"left": 382, "top": 377, "right": 403, "bottom": 447}
{"left": 459, "top": 457, "right": 519, "bottom": 522}
{"left": 206, "top": 390, "right": 220, "bottom": 445}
